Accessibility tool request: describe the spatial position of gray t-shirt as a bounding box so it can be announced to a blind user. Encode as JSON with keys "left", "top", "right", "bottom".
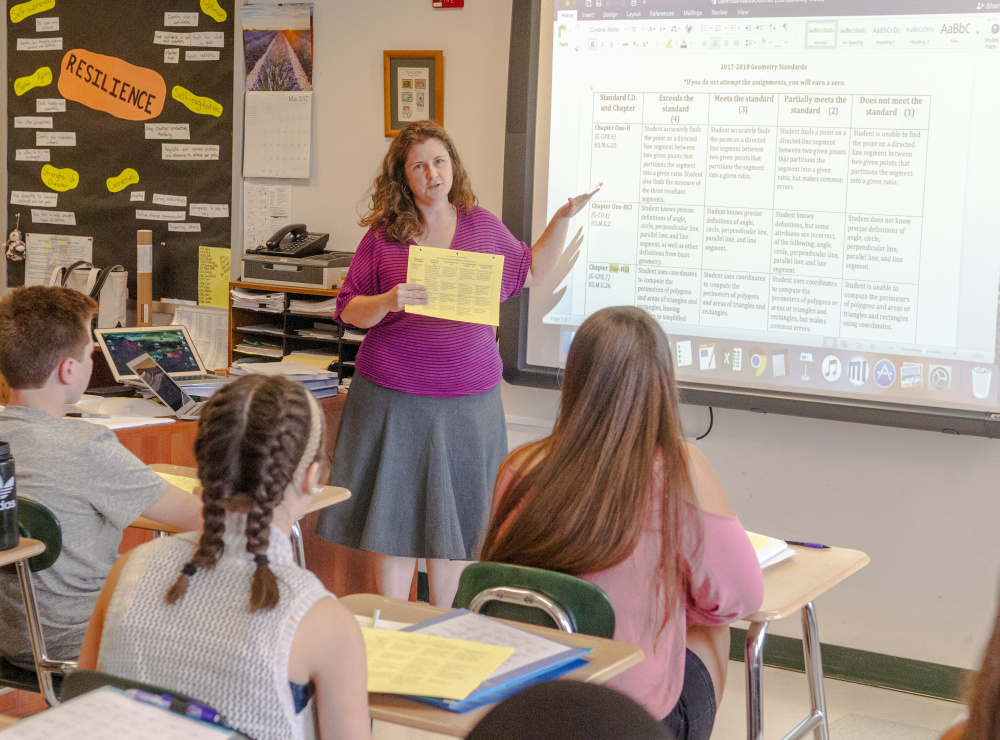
{"left": 0, "top": 405, "right": 168, "bottom": 668}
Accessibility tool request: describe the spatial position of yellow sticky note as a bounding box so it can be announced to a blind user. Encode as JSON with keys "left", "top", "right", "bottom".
{"left": 405, "top": 246, "right": 504, "bottom": 326}
{"left": 361, "top": 628, "right": 513, "bottom": 700}
{"left": 156, "top": 472, "right": 199, "bottom": 494}
{"left": 198, "top": 246, "right": 231, "bottom": 308}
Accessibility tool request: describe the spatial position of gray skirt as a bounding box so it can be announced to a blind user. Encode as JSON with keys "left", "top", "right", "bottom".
{"left": 316, "top": 374, "right": 507, "bottom": 560}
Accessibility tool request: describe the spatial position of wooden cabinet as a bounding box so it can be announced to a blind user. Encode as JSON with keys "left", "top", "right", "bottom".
{"left": 228, "top": 280, "right": 361, "bottom": 382}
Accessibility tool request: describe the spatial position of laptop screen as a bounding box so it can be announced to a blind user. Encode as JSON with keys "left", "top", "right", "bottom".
{"left": 130, "top": 356, "right": 190, "bottom": 413}
{"left": 98, "top": 328, "right": 202, "bottom": 378}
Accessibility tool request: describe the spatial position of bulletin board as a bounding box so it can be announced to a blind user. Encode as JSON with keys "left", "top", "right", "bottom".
{"left": 6, "top": 0, "right": 235, "bottom": 302}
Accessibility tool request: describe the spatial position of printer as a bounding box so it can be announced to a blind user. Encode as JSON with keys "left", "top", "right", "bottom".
{"left": 241, "top": 250, "right": 353, "bottom": 289}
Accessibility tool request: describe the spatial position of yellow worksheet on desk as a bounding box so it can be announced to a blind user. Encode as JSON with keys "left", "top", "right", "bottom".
{"left": 361, "top": 627, "right": 513, "bottom": 700}
{"left": 405, "top": 245, "right": 504, "bottom": 326}
{"left": 155, "top": 472, "right": 199, "bottom": 494}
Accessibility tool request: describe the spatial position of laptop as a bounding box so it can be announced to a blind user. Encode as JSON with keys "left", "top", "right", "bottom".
{"left": 126, "top": 353, "right": 208, "bottom": 420}
{"left": 94, "top": 326, "right": 220, "bottom": 387}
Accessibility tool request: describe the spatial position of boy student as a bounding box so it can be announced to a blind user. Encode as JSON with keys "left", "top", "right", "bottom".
{"left": 0, "top": 286, "right": 202, "bottom": 670}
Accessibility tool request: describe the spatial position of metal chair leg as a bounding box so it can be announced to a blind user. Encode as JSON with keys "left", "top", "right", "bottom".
{"left": 745, "top": 620, "right": 768, "bottom": 740}
{"left": 801, "top": 602, "right": 829, "bottom": 740}
{"left": 15, "top": 560, "right": 75, "bottom": 706}
{"left": 290, "top": 521, "right": 306, "bottom": 567}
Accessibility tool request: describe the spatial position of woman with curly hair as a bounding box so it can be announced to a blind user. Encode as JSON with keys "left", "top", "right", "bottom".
{"left": 79, "top": 375, "right": 370, "bottom": 740}
{"left": 317, "top": 120, "right": 598, "bottom": 605}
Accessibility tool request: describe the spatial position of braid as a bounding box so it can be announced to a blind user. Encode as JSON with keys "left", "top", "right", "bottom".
{"left": 164, "top": 375, "right": 324, "bottom": 612}
{"left": 243, "top": 380, "right": 313, "bottom": 612}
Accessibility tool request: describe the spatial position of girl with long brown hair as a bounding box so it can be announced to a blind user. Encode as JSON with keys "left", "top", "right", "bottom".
{"left": 940, "top": 586, "right": 1000, "bottom": 739}
{"left": 80, "top": 375, "right": 370, "bottom": 740}
{"left": 479, "top": 306, "right": 764, "bottom": 740}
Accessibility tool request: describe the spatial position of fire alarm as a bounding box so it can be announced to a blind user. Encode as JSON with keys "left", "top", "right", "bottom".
{"left": 433, "top": 0, "right": 464, "bottom": 7}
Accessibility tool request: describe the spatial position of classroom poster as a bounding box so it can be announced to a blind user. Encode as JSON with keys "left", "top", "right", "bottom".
{"left": 6, "top": 0, "right": 235, "bottom": 302}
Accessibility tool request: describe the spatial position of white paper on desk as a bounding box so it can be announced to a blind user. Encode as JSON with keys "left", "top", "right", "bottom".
{"left": 243, "top": 92, "right": 311, "bottom": 178}
{"left": 24, "top": 233, "right": 92, "bottom": 286}
{"left": 172, "top": 305, "right": 229, "bottom": 372}
{"left": 78, "top": 416, "right": 175, "bottom": 430}
{"left": 243, "top": 181, "right": 291, "bottom": 252}
{"left": 0, "top": 685, "right": 235, "bottom": 739}
{"left": 408, "top": 611, "right": 576, "bottom": 680}
{"left": 239, "top": 361, "right": 336, "bottom": 378}
{"left": 354, "top": 614, "right": 412, "bottom": 631}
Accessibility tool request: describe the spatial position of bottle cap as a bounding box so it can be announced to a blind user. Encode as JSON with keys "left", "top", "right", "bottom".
{"left": 0, "top": 442, "right": 9, "bottom": 457}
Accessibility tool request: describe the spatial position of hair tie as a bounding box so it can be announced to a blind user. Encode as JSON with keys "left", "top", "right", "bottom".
{"left": 181, "top": 562, "right": 197, "bottom": 576}
{"left": 254, "top": 554, "right": 269, "bottom": 566}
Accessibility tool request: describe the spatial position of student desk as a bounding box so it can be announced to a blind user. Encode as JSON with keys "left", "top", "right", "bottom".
{"left": 0, "top": 538, "right": 46, "bottom": 569}
{"left": 128, "top": 464, "right": 350, "bottom": 567}
{"left": 341, "top": 593, "right": 644, "bottom": 737}
{"left": 745, "top": 545, "right": 869, "bottom": 740}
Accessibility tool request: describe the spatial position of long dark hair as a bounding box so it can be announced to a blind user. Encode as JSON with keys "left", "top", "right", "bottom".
{"left": 165, "top": 375, "right": 326, "bottom": 612}
{"left": 480, "top": 306, "right": 698, "bottom": 630}
{"left": 360, "top": 120, "right": 477, "bottom": 244}
{"left": 965, "top": 589, "right": 1000, "bottom": 738}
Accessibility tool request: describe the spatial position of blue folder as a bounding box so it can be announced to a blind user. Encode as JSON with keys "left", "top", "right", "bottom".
{"left": 399, "top": 609, "right": 593, "bottom": 713}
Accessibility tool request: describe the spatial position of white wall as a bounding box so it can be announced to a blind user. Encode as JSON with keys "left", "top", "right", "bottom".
{"left": 265, "top": 1, "right": 514, "bottom": 251}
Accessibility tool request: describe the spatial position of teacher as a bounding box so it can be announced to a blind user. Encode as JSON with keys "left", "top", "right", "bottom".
{"left": 317, "top": 120, "right": 598, "bottom": 606}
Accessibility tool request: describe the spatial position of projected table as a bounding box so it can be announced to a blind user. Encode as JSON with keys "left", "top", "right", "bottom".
{"left": 582, "top": 91, "right": 930, "bottom": 347}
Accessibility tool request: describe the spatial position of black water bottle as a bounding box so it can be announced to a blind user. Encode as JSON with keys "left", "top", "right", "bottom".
{"left": 0, "top": 443, "right": 17, "bottom": 551}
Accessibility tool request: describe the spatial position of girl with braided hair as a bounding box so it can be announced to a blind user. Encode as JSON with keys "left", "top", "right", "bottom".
{"left": 79, "top": 375, "right": 371, "bottom": 740}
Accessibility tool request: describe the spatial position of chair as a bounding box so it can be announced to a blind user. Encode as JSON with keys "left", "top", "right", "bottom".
{"left": 61, "top": 669, "right": 232, "bottom": 729}
{"left": 452, "top": 562, "right": 616, "bottom": 638}
{"left": 0, "top": 497, "right": 76, "bottom": 706}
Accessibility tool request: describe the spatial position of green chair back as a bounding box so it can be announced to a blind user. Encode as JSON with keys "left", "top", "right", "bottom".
{"left": 0, "top": 497, "right": 66, "bottom": 703}
{"left": 453, "top": 562, "right": 616, "bottom": 639}
{"left": 16, "top": 497, "right": 62, "bottom": 572}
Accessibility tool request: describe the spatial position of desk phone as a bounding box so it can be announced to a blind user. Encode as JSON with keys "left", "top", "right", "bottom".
{"left": 252, "top": 223, "right": 330, "bottom": 258}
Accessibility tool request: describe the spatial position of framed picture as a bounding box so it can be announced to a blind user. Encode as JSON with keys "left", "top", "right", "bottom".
{"left": 383, "top": 50, "right": 444, "bottom": 137}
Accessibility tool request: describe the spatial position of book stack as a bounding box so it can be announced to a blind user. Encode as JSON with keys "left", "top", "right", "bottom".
{"left": 288, "top": 296, "right": 338, "bottom": 315}
{"left": 230, "top": 287, "right": 284, "bottom": 312}
{"left": 230, "top": 360, "right": 338, "bottom": 399}
{"left": 233, "top": 338, "right": 283, "bottom": 357}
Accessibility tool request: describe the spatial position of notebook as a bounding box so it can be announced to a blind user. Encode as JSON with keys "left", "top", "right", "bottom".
{"left": 127, "top": 353, "right": 208, "bottom": 421}
{"left": 94, "top": 326, "right": 220, "bottom": 385}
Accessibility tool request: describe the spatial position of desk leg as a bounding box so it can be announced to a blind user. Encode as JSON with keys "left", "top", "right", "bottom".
{"left": 290, "top": 521, "right": 306, "bottom": 568}
{"left": 801, "top": 602, "right": 829, "bottom": 740}
{"left": 745, "top": 620, "right": 768, "bottom": 740}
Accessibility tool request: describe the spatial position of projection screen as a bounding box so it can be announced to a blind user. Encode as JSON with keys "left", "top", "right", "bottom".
{"left": 500, "top": 0, "right": 1000, "bottom": 437}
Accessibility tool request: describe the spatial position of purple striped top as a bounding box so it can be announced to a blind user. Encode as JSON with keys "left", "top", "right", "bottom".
{"left": 335, "top": 207, "right": 532, "bottom": 398}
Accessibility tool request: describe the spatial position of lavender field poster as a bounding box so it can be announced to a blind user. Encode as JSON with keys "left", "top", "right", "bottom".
{"left": 242, "top": 3, "right": 313, "bottom": 177}
{"left": 242, "top": 3, "right": 312, "bottom": 91}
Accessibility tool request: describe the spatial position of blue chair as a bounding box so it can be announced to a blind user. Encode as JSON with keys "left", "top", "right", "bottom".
{"left": 0, "top": 498, "right": 76, "bottom": 705}
{"left": 453, "top": 562, "right": 615, "bottom": 638}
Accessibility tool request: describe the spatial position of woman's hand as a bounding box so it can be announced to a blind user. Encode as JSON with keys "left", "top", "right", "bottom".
{"left": 340, "top": 283, "right": 429, "bottom": 328}
{"left": 553, "top": 182, "right": 603, "bottom": 221}
{"left": 524, "top": 183, "right": 604, "bottom": 287}
{"left": 385, "top": 282, "right": 429, "bottom": 312}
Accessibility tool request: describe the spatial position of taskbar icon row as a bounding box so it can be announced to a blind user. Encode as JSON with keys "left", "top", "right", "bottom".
{"left": 674, "top": 340, "right": 994, "bottom": 400}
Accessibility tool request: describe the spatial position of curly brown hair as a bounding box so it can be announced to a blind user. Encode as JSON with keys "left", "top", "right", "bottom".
{"left": 165, "top": 375, "right": 327, "bottom": 612}
{"left": 360, "top": 120, "right": 478, "bottom": 244}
